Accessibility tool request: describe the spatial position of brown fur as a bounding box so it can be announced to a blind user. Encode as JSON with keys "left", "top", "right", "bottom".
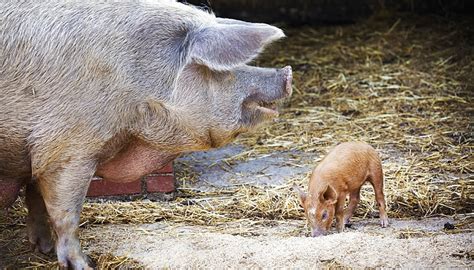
{"left": 295, "top": 142, "right": 389, "bottom": 237}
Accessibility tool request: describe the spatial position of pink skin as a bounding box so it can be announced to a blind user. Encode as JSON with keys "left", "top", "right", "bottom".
{"left": 95, "top": 140, "right": 178, "bottom": 183}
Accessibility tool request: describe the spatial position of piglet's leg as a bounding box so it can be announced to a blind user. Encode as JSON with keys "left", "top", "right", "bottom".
{"left": 374, "top": 187, "right": 389, "bottom": 227}
{"left": 370, "top": 167, "right": 389, "bottom": 227}
{"left": 344, "top": 187, "right": 361, "bottom": 226}
{"left": 335, "top": 192, "right": 347, "bottom": 233}
{"left": 36, "top": 160, "right": 95, "bottom": 270}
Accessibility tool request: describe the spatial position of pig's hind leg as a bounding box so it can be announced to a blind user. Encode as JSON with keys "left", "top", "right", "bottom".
{"left": 26, "top": 182, "right": 54, "bottom": 254}
{"left": 368, "top": 165, "right": 389, "bottom": 227}
{"left": 343, "top": 187, "right": 361, "bottom": 226}
{"left": 35, "top": 158, "right": 95, "bottom": 269}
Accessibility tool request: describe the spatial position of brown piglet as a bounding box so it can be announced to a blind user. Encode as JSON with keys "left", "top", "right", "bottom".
{"left": 294, "top": 142, "right": 389, "bottom": 237}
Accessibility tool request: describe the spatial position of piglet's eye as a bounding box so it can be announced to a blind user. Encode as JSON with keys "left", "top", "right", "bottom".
{"left": 321, "top": 211, "right": 328, "bottom": 220}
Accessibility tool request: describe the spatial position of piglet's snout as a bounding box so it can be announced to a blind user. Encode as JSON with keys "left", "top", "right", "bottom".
{"left": 311, "top": 228, "right": 325, "bottom": 237}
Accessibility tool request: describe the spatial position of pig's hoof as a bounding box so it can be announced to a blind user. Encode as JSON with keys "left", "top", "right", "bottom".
{"left": 57, "top": 240, "right": 94, "bottom": 270}
{"left": 58, "top": 253, "right": 94, "bottom": 270}
{"left": 380, "top": 217, "right": 389, "bottom": 228}
{"left": 28, "top": 224, "right": 54, "bottom": 254}
{"left": 30, "top": 238, "right": 54, "bottom": 254}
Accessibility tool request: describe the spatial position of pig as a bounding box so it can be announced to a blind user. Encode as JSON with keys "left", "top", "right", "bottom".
{"left": 0, "top": 1, "right": 292, "bottom": 268}
{"left": 294, "top": 142, "right": 389, "bottom": 237}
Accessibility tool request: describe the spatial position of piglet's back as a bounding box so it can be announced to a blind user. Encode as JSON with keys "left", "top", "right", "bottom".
{"left": 313, "top": 142, "right": 381, "bottom": 185}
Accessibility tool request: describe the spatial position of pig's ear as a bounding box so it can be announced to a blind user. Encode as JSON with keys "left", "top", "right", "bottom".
{"left": 293, "top": 184, "right": 307, "bottom": 206}
{"left": 216, "top": 18, "right": 253, "bottom": 26}
{"left": 321, "top": 185, "right": 337, "bottom": 205}
{"left": 189, "top": 23, "right": 285, "bottom": 70}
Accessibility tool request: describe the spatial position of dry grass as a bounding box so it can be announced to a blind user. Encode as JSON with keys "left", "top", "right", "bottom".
{"left": 1, "top": 13, "right": 473, "bottom": 267}
{"left": 0, "top": 229, "right": 143, "bottom": 270}
{"left": 248, "top": 13, "right": 474, "bottom": 218}
{"left": 10, "top": 253, "right": 142, "bottom": 270}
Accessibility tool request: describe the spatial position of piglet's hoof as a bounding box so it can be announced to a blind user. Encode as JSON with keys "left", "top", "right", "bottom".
{"left": 380, "top": 217, "right": 389, "bottom": 228}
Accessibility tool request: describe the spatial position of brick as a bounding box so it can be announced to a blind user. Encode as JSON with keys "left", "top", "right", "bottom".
{"left": 146, "top": 175, "right": 175, "bottom": 193}
{"left": 87, "top": 162, "right": 175, "bottom": 197}
{"left": 154, "top": 162, "right": 174, "bottom": 174}
{"left": 87, "top": 177, "right": 142, "bottom": 197}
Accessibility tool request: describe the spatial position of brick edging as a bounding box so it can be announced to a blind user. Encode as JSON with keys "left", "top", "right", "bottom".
{"left": 86, "top": 162, "right": 175, "bottom": 198}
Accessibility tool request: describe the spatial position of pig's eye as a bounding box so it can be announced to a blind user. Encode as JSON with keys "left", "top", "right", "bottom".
{"left": 321, "top": 211, "right": 328, "bottom": 220}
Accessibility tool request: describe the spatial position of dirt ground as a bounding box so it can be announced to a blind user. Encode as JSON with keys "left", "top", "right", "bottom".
{"left": 81, "top": 217, "right": 472, "bottom": 268}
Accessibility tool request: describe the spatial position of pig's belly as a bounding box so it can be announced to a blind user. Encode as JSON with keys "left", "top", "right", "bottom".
{"left": 96, "top": 141, "right": 178, "bottom": 182}
{"left": 0, "top": 179, "right": 22, "bottom": 208}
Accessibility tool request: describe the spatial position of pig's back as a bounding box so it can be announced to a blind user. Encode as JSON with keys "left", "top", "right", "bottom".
{"left": 0, "top": 1, "right": 212, "bottom": 147}
{"left": 0, "top": 1, "right": 206, "bottom": 103}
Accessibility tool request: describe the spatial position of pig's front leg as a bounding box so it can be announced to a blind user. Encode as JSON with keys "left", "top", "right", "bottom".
{"left": 35, "top": 159, "right": 95, "bottom": 269}
{"left": 335, "top": 193, "right": 347, "bottom": 233}
{"left": 343, "top": 188, "right": 361, "bottom": 226}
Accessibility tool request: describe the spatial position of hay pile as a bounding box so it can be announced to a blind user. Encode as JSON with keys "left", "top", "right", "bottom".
{"left": 1, "top": 13, "right": 472, "bottom": 268}
{"left": 250, "top": 14, "right": 474, "bottom": 218}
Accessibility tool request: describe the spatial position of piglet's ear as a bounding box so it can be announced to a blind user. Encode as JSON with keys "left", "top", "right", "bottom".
{"left": 293, "top": 184, "right": 307, "bottom": 207}
{"left": 189, "top": 23, "right": 284, "bottom": 71}
{"left": 321, "top": 185, "right": 337, "bottom": 205}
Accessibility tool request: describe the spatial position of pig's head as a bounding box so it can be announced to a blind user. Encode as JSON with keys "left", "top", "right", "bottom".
{"left": 163, "top": 19, "right": 292, "bottom": 149}
{"left": 295, "top": 184, "right": 338, "bottom": 237}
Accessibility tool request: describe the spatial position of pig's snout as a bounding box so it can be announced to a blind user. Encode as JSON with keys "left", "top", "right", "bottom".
{"left": 240, "top": 65, "right": 292, "bottom": 122}
{"left": 282, "top": 65, "right": 293, "bottom": 97}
